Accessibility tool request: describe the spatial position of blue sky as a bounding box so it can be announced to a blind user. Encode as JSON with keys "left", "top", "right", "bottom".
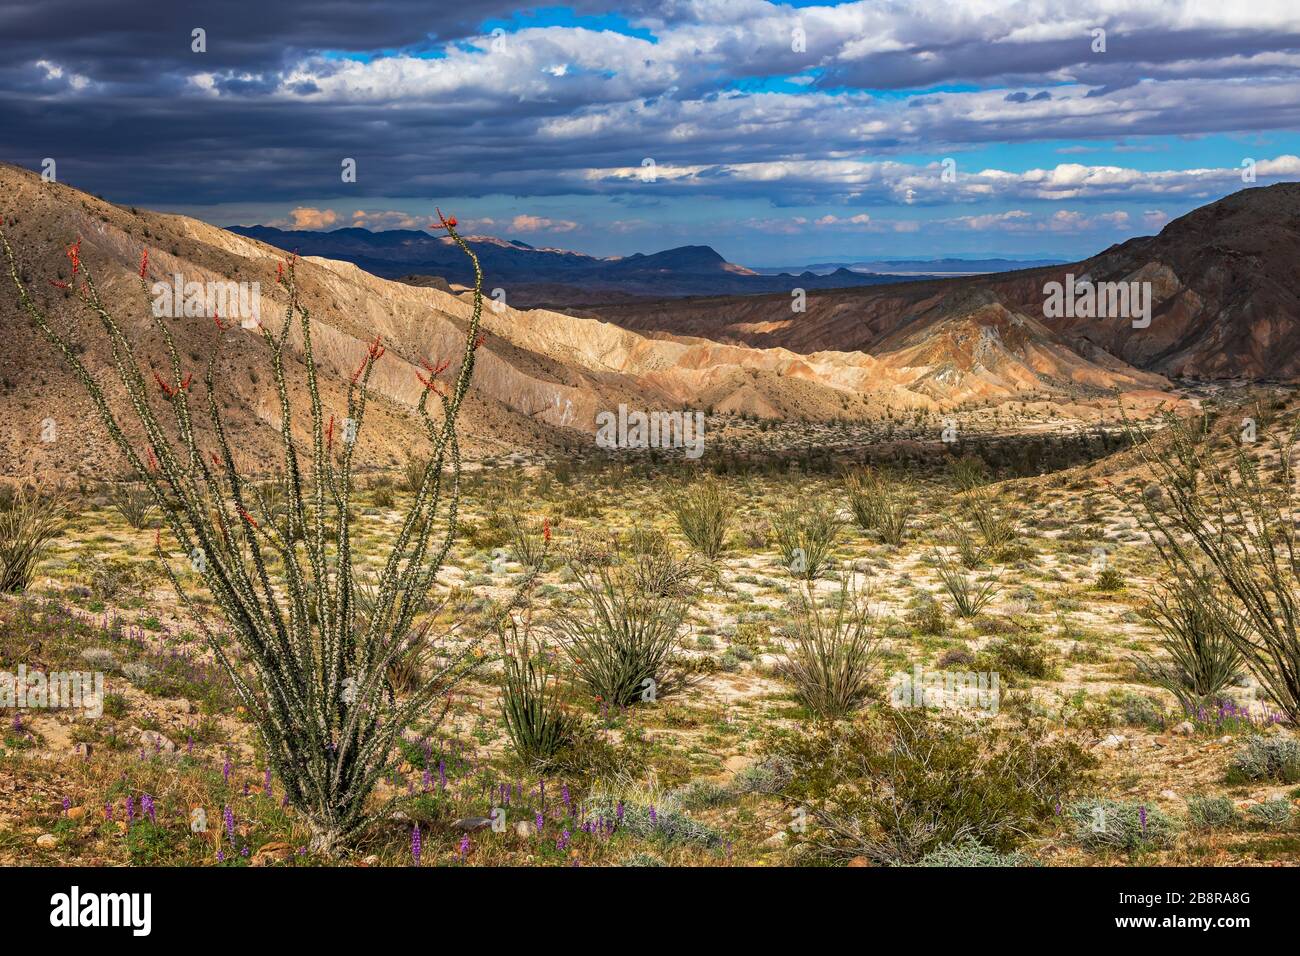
{"left": 3, "top": 0, "right": 1299, "bottom": 265}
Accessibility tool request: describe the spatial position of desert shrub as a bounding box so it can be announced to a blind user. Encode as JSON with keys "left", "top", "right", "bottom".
{"left": 1245, "top": 799, "right": 1293, "bottom": 830}
{"left": 2, "top": 216, "right": 514, "bottom": 855}
{"left": 106, "top": 481, "right": 158, "bottom": 529}
{"left": 1067, "top": 799, "right": 1177, "bottom": 852}
{"left": 985, "top": 633, "right": 1057, "bottom": 681}
{"left": 937, "top": 646, "right": 974, "bottom": 668}
{"left": 1124, "top": 412, "right": 1300, "bottom": 722}
{"left": 401, "top": 453, "right": 429, "bottom": 493}
{"left": 671, "top": 479, "right": 734, "bottom": 560}
{"left": 1111, "top": 690, "right": 1167, "bottom": 730}
{"left": 74, "top": 554, "right": 143, "bottom": 602}
{"left": 946, "top": 523, "right": 986, "bottom": 569}
{"left": 771, "top": 500, "right": 842, "bottom": 580}
{"left": 777, "top": 710, "right": 1093, "bottom": 864}
{"left": 1134, "top": 575, "right": 1245, "bottom": 714}
{"left": 497, "top": 617, "right": 577, "bottom": 766}
{"left": 0, "top": 487, "right": 65, "bottom": 593}
{"left": 1094, "top": 567, "right": 1126, "bottom": 591}
{"left": 906, "top": 597, "right": 948, "bottom": 635}
{"left": 587, "top": 790, "right": 724, "bottom": 847}
{"left": 370, "top": 483, "right": 396, "bottom": 509}
{"left": 844, "top": 467, "right": 913, "bottom": 546}
{"left": 777, "top": 571, "right": 882, "bottom": 718}
{"left": 550, "top": 553, "right": 688, "bottom": 707}
{"left": 912, "top": 838, "right": 1031, "bottom": 867}
{"left": 932, "top": 549, "right": 1000, "bottom": 618}
{"left": 948, "top": 455, "right": 988, "bottom": 491}
{"left": 1227, "top": 734, "right": 1300, "bottom": 784}
{"left": 961, "top": 486, "right": 1017, "bottom": 554}
{"left": 506, "top": 511, "right": 550, "bottom": 572}
{"left": 1187, "top": 794, "right": 1239, "bottom": 831}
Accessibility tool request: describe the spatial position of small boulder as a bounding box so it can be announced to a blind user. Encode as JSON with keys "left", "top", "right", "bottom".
{"left": 1172, "top": 721, "right": 1195, "bottom": 736}
{"left": 453, "top": 817, "right": 493, "bottom": 833}
{"left": 1096, "top": 733, "right": 1126, "bottom": 750}
{"left": 36, "top": 833, "right": 57, "bottom": 849}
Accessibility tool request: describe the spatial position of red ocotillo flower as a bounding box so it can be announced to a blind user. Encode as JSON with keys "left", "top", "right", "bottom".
{"left": 275, "top": 261, "right": 284, "bottom": 285}
{"left": 416, "top": 357, "right": 450, "bottom": 391}
{"left": 326, "top": 414, "right": 336, "bottom": 454}
{"left": 435, "top": 208, "right": 457, "bottom": 231}
{"left": 237, "top": 507, "right": 258, "bottom": 529}
{"left": 49, "top": 279, "right": 69, "bottom": 290}
{"left": 213, "top": 310, "right": 234, "bottom": 332}
{"left": 473, "top": 332, "right": 486, "bottom": 350}
{"left": 543, "top": 518, "right": 551, "bottom": 543}
{"left": 138, "top": 248, "right": 149, "bottom": 280}
{"left": 209, "top": 451, "right": 222, "bottom": 469}
{"left": 66, "top": 238, "right": 82, "bottom": 275}
{"left": 146, "top": 448, "right": 159, "bottom": 472}
{"left": 351, "top": 335, "right": 385, "bottom": 384}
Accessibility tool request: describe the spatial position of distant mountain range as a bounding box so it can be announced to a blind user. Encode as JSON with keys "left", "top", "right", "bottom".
{"left": 753, "top": 257, "right": 1068, "bottom": 276}
{"left": 227, "top": 225, "right": 926, "bottom": 307}
{"left": 594, "top": 184, "right": 1300, "bottom": 380}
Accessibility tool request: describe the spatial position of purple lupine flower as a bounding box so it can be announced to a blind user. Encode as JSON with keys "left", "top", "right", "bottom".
{"left": 126, "top": 796, "right": 135, "bottom": 824}
{"left": 217, "top": 849, "right": 225, "bottom": 863}
{"left": 1139, "top": 805, "right": 1148, "bottom": 831}
{"left": 458, "top": 834, "right": 470, "bottom": 860}
{"left": 556, "top": 829, "right": 571, "bottom": 852}
{"left": 142, "top": 794, "right": 156, "bottom": 823}
{"left": 616, "top": 801, "right": 624, "bottom": 824}
{"left": 282, "top": 793, "right": 289, "bottom": 808}
{"left": 562, "top": 783, "right": 571, "bottom": 808}
{"left": 422, "top": 769, "right": 432, "bottom": 791}
{"left": 411, "top": 824, "right": 422, "bottom": 866}
{"left": 535, "top": 811, "right": 544, "bottom": 834}
{"left": 62, "top": 797, "right": 71, "bottom": 815}
{"left": 187, "top": 736, "right": 194, "bottom": 755}
{"left": 439, "top": 759, "right": 447, "bottom": 789}
{"left": 648, "top": 806, "right": 657, "bottom": 824}
{"left": 264, "top": 768, "right": 272, "bottom": 798}
{"left": 223, "top": 805, "right": 235, "bottom": 841}
{"left": 222, "top": 756, "right": 231, "bottom": 783}
{"left": 104, "top": 802, "right": 112, "bottom": 821}
{"left": 242, "top": 782, "right": 249, "bottom": 797}
{"left": 11, "top": 712, "right": 21, "bottom": 732}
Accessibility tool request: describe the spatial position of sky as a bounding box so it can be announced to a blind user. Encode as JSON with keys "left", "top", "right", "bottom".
{"left": 2, "top": 0, "right": 1299, "bottom": 266}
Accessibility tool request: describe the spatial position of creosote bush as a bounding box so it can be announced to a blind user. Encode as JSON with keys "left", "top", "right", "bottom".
{"left": 2, "top": 214, "right": 524, "bottom": 855}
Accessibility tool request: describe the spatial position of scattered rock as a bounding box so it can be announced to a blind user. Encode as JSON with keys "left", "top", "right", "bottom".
{"left": 66, "top": 806, "right": 87, "bottom": 821}
{"left": 1172, "top": 721, "right": 1195, "bottom": 736}
{"left": 177, "top": 699, "right": 194, "bottom": 715}
{"left": 846, "top": 856, "right": 871, "bottom": 867}
{"left": 36, "top": 833, "right": 57, "bottom": 849}
{"left": 453, "top": 817, "right": 493, "bottom": 833}
{"left": 514, "top": 820, "right": 536, "bottom": 839}
{"left": 1096, "top": 733, "right": 1127, "bottom": 750}
{"left": 1160, "top": 789, "right": 1179, "bottom": 801}
{"left": 360, "top": 854, "right": 379, "bottom": 867}
{"left": 761, "top": 830, "right": 789, "bottom": 848}
{"left": 137, "top": 729, "right": 176, "bottom": 753}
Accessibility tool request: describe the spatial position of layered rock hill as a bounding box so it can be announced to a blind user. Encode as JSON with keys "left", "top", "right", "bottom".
{"left": 0, "top": 163, "right": 1177, "bottom": 479}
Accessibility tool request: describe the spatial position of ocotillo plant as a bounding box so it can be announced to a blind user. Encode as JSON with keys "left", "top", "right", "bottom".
{"left": 2, "top": 211, "right": 523, "bottom": 854}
